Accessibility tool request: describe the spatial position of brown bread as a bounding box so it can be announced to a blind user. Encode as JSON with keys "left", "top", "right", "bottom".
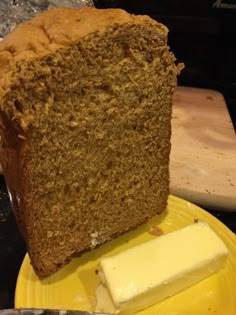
{"left": 0, "top": 7, "right": 179, "bottom": 277}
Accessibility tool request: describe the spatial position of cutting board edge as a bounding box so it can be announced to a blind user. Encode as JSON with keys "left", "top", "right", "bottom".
{"left": 170, "top": 186, "right": 236, "bottom": 212}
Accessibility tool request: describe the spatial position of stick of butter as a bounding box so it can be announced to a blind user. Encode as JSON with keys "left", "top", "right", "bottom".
{"left": 96, "top": 222, "right": 229, "bottom": 314}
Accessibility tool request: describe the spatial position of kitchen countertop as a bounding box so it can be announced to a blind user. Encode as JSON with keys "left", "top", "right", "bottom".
{"left": 0, "top": 175, "right": 235, "bottom": 309}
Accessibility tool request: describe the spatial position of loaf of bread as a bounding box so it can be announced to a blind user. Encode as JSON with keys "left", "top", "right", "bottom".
{"left": 0, "top": 7, "right": 179, "bottom": 278}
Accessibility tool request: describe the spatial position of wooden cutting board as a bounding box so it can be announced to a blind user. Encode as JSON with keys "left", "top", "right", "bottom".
{"left": 170, "top": 86, "right": 236, "bottom": 211}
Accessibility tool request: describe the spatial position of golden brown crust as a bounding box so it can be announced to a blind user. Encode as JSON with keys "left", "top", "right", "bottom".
{"left": 0, "top": 7, "right": 168, "bottom": 99}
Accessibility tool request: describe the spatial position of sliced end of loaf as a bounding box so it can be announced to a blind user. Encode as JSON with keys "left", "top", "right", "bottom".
{"left": 0, "top": 8, "right": 178, "bottom": 277}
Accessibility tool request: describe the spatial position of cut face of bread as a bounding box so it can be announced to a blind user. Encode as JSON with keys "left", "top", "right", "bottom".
{"left": 0, "top": 8, "right": 179, "bottom": 277}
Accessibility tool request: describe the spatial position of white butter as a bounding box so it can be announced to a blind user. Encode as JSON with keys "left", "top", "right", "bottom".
{"left": 96, "top": 222, "right": 229, "bottom": 314}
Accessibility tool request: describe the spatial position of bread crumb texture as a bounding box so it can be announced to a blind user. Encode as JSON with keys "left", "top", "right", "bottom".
{"left": 0, "top": 7, "right": 179, "bottom": 277}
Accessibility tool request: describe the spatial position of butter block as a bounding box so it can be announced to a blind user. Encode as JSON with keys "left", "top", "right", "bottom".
{"left": 96, "top": 222, "right": 229, "bottom": 314}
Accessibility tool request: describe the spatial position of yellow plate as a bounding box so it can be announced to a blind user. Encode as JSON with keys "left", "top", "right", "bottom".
{"left": 15, "top": 195, "right": 236, "bottom": 315}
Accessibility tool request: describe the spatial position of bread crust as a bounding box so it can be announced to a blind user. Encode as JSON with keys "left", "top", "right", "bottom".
{"left": 0, "top": 7, "right": 168, "bottom": 99}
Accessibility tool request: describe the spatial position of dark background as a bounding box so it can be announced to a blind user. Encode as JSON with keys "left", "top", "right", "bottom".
{"left": 96, "top": 0, "right": 236, "bottom": 129}
{"left": 1, "top": 0, "right": 236, "bottom": 309}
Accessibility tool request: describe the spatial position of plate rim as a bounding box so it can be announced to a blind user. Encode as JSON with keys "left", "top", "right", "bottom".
{"left": 15, "top": 194, "right": 236, "bottom": 312}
